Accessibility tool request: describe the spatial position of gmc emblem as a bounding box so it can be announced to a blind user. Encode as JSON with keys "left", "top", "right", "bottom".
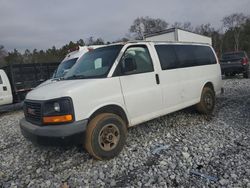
{"left": 27, "top": 108, "right": 36, "bottom": 115}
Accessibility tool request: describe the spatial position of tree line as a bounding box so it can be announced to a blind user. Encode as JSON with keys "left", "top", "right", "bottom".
{"left": 0, "top": 13, "right": 250, "bottom": 67}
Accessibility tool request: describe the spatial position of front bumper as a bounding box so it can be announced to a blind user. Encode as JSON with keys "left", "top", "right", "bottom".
{"left": 20, "top": 118, "right": 88, "bottom": 145}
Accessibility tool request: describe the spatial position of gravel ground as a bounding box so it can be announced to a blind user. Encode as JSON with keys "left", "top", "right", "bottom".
{"left": 0, "top": 78, "right": 250, "bottom": 188}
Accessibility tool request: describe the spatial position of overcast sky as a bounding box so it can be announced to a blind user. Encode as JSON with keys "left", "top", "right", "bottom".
{"left": 0, "top": 0, "right": 249, "bottom": 52}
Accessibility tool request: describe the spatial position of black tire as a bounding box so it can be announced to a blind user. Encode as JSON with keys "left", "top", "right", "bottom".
{"left": 243, "top": 70, "right": 249, "bottom": 78}
{"left": 196, "top": 87, "right": 215, "bottom": 115}
{"left": 225, "top": 73, "right": 230, "bottom": 77}
{"left": 84, "top": 113, "right": 127, "bottom": 160}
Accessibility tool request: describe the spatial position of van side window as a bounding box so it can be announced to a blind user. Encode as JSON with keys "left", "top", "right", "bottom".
{"left": 175, "top": 45, "right": 216, "bottom": 67}
{"left": 0, "top": 75, "right": 2, "bottom": 84}
{"left": 174, "top": 45, "right": 197, "bottom": 68}
{"left": 155, "top": 44, "right": 216, "bottom": 70}
{"left": 155, "top": 45, "right": 178, "bottom": 70}
{"left": 118, "top": 46, "right": 154, "bottom": 75}
{"left": 193, "top": 46, "right": 217, "bottom": 65}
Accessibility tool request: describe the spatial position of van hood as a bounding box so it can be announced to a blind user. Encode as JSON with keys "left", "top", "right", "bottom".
{"left": 26, "top": 79, "right": 96, "bottom": 100}
{"left": 36, "top": 79, "right": 54, "bottom": 88}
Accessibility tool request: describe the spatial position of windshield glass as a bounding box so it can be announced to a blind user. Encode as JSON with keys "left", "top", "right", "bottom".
{"left": 64, "top": 45, "right": 123, "bottom": 79}
{"left": 54, "top": 58, "right": 78, "bottom": 78}
{"left": 222, "top": 52, "right": 245, "bottom": 60}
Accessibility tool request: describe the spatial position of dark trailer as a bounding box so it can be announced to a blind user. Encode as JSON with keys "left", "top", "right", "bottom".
{"left": 2, "top": 62, "right": 59, "bottom": 103}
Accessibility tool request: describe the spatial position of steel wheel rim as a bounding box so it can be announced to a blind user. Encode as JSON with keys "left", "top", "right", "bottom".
{"left": 98, "top": 124, "right": 120, "bottom": 151}
{"left": 204, "top": 92, "right": 213, "bottom": 110}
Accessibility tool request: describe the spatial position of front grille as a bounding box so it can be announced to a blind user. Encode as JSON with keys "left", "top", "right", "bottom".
{"left": 24, "top": 101, "right": 42, "bottom": 125}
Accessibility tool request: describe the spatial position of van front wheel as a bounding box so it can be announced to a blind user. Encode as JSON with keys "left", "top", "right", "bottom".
{"left": 84, "top": 113, "right": 127, "bottom": 160}
{"left": 196, "top": 87, "right": 215, "bottom": 115}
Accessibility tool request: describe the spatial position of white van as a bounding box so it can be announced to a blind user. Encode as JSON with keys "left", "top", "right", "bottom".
{"left": 20, "top": 42, "right": 222, "bottom": 160}
{"left": 0, "top": 69, "right": 13, "bottom": 106}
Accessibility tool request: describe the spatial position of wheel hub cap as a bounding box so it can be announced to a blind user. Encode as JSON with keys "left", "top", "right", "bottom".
{"left": 204, "top": 93, "right": 213, "bottom": 109}
{"left": 98, "top": 124, "right": 120, "bottom": 151}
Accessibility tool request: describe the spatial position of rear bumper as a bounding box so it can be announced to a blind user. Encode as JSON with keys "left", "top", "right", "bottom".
{"left": 20, "top": 118, "right": 88, "bottom": 145}
{"left": 220, "top": 64, "right": 248, "bottom": 74}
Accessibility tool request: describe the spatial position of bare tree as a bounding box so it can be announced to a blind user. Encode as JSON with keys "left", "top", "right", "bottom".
{"left": 195, "top": 23, "right": 215, "bottom": 36}
{"left": 171, "top": 22, "right": 182, "bottom": 28}
{"left": 129, "top": 17, "right": 168, "bottom": 39}
{"left": 171, "top": 21, "right": 193, "bottom": 31}
{"left": 86, "top": 37, "right": 105, "bottom": 45}
{"left": 182, "top": 22, "right": 193, "bottom": 31}
{"left": 222, "top": 13, "right": 247, "bottom": 51}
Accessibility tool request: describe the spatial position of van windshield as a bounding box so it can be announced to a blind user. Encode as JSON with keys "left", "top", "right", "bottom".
{"left": 64, "top": 45, "right": 123, "bottom": 79}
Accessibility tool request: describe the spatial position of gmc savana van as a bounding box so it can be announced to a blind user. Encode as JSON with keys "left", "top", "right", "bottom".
{"left": 20, "top": 42, "right": 222, "bottom": 160}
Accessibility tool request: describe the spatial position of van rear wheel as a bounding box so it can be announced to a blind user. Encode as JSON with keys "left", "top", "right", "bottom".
{"left": 196, "top": 87, "right": 215, "bottom": 115}
{"left": 84, "top": 113, "right": 127, "bottom": 160}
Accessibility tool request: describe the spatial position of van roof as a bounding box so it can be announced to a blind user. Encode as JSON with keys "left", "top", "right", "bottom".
{"left": 108, "top": 40, "right": 211, "bottom": 46}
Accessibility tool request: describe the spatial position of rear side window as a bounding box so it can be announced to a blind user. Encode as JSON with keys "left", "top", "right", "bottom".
{"left": 174, "top": 45, "right": 196, "bottom": 68}
{"left": 155, "top": 45, "right": 178, "bottom": 70}
{"left": 155, "top": 44, "right": 216, "bottom": 70}
{"left": 0, "top": 75, "right": 2, "bottom": 84}
{"left": 193, "top": 46, "right": 217, "bottom": 65}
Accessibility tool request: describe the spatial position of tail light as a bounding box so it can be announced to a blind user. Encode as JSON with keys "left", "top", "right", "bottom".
{"left": 241, "top": 57, "right": 249, "bottom": 65}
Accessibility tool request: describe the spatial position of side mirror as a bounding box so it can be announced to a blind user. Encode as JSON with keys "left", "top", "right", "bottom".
{"left": 122, "top": 57, "right": 137, "bottom": 73}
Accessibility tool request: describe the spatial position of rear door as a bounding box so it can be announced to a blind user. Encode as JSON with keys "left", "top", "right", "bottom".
{"left": 115, "top": 45, "right": 163, "bottom": 125}
{"left": 0, "top": 70, "right": 13, "bottom": 105}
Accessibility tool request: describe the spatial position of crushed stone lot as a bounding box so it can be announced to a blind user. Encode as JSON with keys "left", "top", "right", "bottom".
{"left": 0, "top": 78, "right": 250, "bottom": 187}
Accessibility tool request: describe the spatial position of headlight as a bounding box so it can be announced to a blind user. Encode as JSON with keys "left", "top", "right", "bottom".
{"left": 43, "top": 97, "right": 74, "bottom": 124}
{"left": 54, "top": 102, "right": 60, "bottom": 112}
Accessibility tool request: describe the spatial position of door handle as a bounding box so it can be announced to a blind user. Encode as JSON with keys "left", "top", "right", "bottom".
{"left": 3, "top": 86, "right": 7, "bottom": 91}
{"left": 155, "top": 74, "right": 160, "bottom": 85}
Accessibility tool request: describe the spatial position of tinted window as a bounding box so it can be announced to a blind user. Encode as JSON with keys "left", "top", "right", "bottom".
{"left": 174, "top": 45, "right": 196, "bottom": 68}
{"left": 118, "top": 46, "right": 154, "bottom": 75}
{"left": 0, "top": 75, "right": 2, "bottom": 84}
{"left": 193, "top": 46, "right": 217, "bottom": 65}
{"left": 155, "top": 44, "right": 216, "bottom": 70}
{"left": 155, "top": 45, "right": 178, "bottom": 70}
{"left": 222, "top": 52, "right": 245, "bottom": 60}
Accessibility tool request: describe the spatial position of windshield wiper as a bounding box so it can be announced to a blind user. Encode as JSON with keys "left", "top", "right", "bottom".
{"left": 65, "top": 75, "right": 86, "bottom": 80}
{"left": 51, "top": 77, "right": 64, "bottom": 81}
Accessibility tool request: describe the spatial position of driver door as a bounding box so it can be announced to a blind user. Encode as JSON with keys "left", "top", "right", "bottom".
{"left": 115, "top": 45, "right": 163, "bottom": 126}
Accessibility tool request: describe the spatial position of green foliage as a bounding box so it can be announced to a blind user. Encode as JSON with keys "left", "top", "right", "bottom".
{"left": 222, "top": 13, "right": 248, "bottom": 51}
{"left": 240, "top": 19, "right": 250, "bottom": 54}
{"left": 0, "top": 45, "right": 8, "bottom": 67}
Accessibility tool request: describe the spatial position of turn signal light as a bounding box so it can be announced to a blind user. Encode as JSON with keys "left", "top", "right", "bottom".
{"left": 43, "top": 115, "right": 73, "bottom": 124}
